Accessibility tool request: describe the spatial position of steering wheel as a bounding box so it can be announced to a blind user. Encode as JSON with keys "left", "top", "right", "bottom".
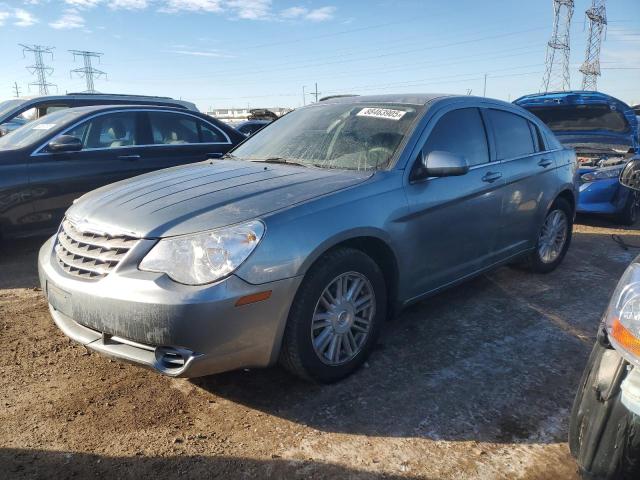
{"left": 366, "top": 146, "right": 394, "bottom": 167}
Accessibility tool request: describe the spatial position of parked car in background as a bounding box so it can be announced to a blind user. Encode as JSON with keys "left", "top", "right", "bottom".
{"left": 38, "top": 94, "right": 577, "bottom": 383}
{"left": 235, "top": 119, "right": 271, "bottom": 136}
{"left": 0, "top": 93, "right": 198, "bottom": 137}
{"left": 0, "top": 105, "right": 244, "bottom": 238}
{"left": 516, "top": 91, "right": 639, "bottom": 224}
{"left": 570, "top": 157, "right": 640, "bottom": 480}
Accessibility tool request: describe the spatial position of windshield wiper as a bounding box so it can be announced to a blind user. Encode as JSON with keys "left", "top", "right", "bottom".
{"left": 255, "top": 157, "right": 313, "bottom": 168}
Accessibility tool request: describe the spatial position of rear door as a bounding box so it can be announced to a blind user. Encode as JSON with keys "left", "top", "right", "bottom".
{"left": 138, "top": 110, "right": 234, "bottom": 170}
{"left": 28, "top": 110, "right": 148, "bottom": 230}
{"left": 403, "top": 107, "right": 505, "bottom": 298}
{"left": 486, "top": 109, "right": 559, "bottom": 256}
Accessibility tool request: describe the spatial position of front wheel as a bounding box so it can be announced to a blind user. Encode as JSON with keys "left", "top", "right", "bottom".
{"left": 279, "top": 247, "right": 387, "bottom": 383}
{"left": 526, "top": 197, "right": 573, "bottom": 273}
{"left": 617, "top": 191, "right": 640, "bottom": 226}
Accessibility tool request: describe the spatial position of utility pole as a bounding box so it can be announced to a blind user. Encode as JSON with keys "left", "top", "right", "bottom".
{"left": 302, "top": 85, "right": 306, "bottom": 106}
{"left": 313, "top": 82, "right": 319, "bottom": 103}
{"left": 12, "top": 82, "right": 21, "bottom": 98}
{"left": 69, "top": 50, "right": 106, "bottom": 93}
{"left": 580, "top": 0, "right": 607, "bottom": 91}
{"left": 483, "top": 74, "right": 487, "bottom": 97}
{"left": 19, "top": 44, "right": 56, "bottom": 95}
{"left": 541, "top": 0, "right": 575, "bottom": 92}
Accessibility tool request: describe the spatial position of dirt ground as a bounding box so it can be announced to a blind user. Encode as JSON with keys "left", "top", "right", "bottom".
{"left": 1, "top": 217, "right": 639, "bottom": 480}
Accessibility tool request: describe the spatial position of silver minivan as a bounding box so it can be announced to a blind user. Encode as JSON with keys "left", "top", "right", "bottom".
{"left": 38, "top": 94, "right": 578, "bottom": 382}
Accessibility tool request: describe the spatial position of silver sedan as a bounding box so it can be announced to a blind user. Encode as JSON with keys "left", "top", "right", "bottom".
{"left": 38, "top": 94, "right": 578, "bottom": 382}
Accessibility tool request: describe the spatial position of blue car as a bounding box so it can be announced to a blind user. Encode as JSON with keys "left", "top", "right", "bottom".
{"left": 516, "top": 91, "right": 640, "bottom": 224}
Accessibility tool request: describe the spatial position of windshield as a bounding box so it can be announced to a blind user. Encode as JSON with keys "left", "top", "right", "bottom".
{"left": 0, "top": 99, "right": 25, "bottom": 120}
{"left": 0, "top": 108, "right": 85, "bottom": 150}
{"left": 230, "top": 103, "right": 421, "bottom": 170}
{"left": 527, "top": 105, "right": 630, "bottom": 134}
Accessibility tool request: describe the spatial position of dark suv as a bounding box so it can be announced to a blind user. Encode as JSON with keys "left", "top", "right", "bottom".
{"left": 0, "top": 105, "right": 244, "bottom": 238}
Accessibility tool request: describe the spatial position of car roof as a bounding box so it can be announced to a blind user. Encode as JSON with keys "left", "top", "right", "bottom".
{"left": 11, "top": 93, "right": 197, "bottom": 111}
{"left": 317, "top": 93, "right": 454, "bottom": 106}
{"left": 54, "top": 104, "right": 201, "bottom": 115}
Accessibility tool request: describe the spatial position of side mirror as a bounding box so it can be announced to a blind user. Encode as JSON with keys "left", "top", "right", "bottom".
{"left": 47, "top": 135, "right": 82, "bottom": 153}
{"left": 620, "top": 158, "right": 640, "bottom": 191}
{"left": 422, "top": 150, "right": 469, "bottom": 177}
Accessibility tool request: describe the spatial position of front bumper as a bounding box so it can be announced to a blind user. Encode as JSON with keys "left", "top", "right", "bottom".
{"left": 578, "top": 177, "right": 631, "bottom": 215}
{"left": 38, "top": 235, "right": 302, "bottom": 377}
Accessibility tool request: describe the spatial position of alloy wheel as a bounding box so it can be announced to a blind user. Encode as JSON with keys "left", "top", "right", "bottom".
{"left": 310, "top": 271, "right": 375, "bottom": 365}
{"left": 538, "top": 209, "right": 568, "bottom": 264}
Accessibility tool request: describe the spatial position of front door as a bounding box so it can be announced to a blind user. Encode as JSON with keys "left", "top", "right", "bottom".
{"left": 403, "top": 107, "right": 505, "bottom": 299}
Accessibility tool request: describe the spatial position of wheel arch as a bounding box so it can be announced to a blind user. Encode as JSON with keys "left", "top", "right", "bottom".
{"left": 299, "top": 231, "right": 400, "bottom": 319}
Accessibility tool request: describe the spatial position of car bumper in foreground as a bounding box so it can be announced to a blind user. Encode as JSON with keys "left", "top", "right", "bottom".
{"left": 38, "top": 235, "right": 302, "bottom": 377}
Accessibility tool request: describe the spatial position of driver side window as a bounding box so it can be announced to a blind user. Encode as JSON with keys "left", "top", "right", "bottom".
{"left": 422, "top": 108, "right": 490, "bottom": 167}
{"left": 62, "top": 112, "right": 139, "bottom": 150}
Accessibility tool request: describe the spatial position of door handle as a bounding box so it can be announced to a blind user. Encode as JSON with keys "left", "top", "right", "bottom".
{"left": 118, "top": 154, "right": 141, "bottom": 161}
{"left": 538, "top": 158, "right": 553, "bottom": 168}
{"left": 481, "top": 171, "right": 502, "bottom": 183}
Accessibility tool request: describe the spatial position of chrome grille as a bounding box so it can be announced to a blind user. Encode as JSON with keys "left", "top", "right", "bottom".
{"left": 55, "top": 219, "right": 139, "bottom": 280}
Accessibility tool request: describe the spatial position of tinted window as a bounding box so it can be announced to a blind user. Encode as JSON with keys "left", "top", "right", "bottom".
{"left": 200, "top": 121, "right": 227, "bottom": 143}
{"left": 148, "top": 112, "right": 199, "bottom": 144}
{"left": 79, "top": 112, "right": 138, "bottom": 149}
{"left": 488, "top": 109, "right": 535, "bottom": 159}
{"left": 529, "top": 121, "right": 545, "bottom": 152}
{"left": 423, "top": 108, "right": 489, "bottom": 166}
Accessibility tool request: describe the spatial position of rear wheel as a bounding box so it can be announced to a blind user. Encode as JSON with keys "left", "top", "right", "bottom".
{"left": 279, "top": 247, "right": 386, "bottom": 383}
{"left": 526, "top": 197, "right": 573, "bottom": 273}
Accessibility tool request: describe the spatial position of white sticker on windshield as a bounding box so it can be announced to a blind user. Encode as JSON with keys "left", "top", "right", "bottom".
{"left": 32, "top": 123, "right": 56, "bottom": 130}
{"left": 357, "top": 107, "right": 407, "bottom": 121}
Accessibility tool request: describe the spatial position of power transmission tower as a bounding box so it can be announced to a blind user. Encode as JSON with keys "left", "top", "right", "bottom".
{"left": 541, "top": 0, "right": 574, "bottom": 92}
{"left": 580, "top": 0, "right": 607, "bottom": 91}
{"left": 19, "top": 44, "right": 56, "bottom": 95}
{"left": 13, "top": 82, "right": 21, "bottom": 98}
{"left": 69, "top": 50, "right": 106, "bottom": 93}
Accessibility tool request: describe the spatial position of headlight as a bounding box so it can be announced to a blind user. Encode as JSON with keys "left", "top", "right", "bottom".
{"left": 581, "top": 165, "right": 623, "bottom": 182}
{"left": 139, "top": 220, "right": 265, "bottom": 285}
{"left": 603, "top": 261, "right": 640, "bottom": 365}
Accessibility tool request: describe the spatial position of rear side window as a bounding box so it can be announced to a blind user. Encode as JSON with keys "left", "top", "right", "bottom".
{"left": 200, "top": 121, "right": 227, "bottom": 143}
{"left": 488, "top": 109, "right": 535, "bottom": 159}
{"left": 148, "top": 112, "right": 200, "bottom": 145}
{"left": 528, "top": 121, "right": 546, "bottom": 152}
{"left": 423, "top": 108, "right": 489, "bottom": 166}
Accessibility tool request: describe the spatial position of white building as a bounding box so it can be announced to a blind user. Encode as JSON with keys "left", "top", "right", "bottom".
{"left": 207, "top": 107, "right": 292, "bottom": 124}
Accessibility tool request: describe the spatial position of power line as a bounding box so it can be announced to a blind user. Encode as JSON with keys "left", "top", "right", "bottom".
{"left": 541, "top": 0, "right": 575, "bottom": 92}
{"left": 19, "top": 44, "right": 56, "bottom": 95}
{"left": 69, "top": 50, "right": 106, "bottom": 93}
{"left": 580, "top": 0, "right": 607, "bottom": 91}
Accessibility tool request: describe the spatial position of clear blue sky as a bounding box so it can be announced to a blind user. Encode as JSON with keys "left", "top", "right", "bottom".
{"left": 1, "top": 0, "right": 638, "bottom": 111}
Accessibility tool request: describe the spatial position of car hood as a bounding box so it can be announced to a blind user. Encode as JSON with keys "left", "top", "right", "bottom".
{"left": 66, "top": 159, "right": 372, "bottom": 238}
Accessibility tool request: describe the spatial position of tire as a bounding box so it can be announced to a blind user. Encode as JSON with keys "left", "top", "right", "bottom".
{"left": 569, "top": 341, "right": 640, "bottom": 480}
{"left": 279, "top": 247, "right": 387, "bottom": 383}
{"left": 526, "top": 197, "right": 573, "bottom": 273}
{"left": 616, "top": 192, "right": 639, "bottom": 226}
